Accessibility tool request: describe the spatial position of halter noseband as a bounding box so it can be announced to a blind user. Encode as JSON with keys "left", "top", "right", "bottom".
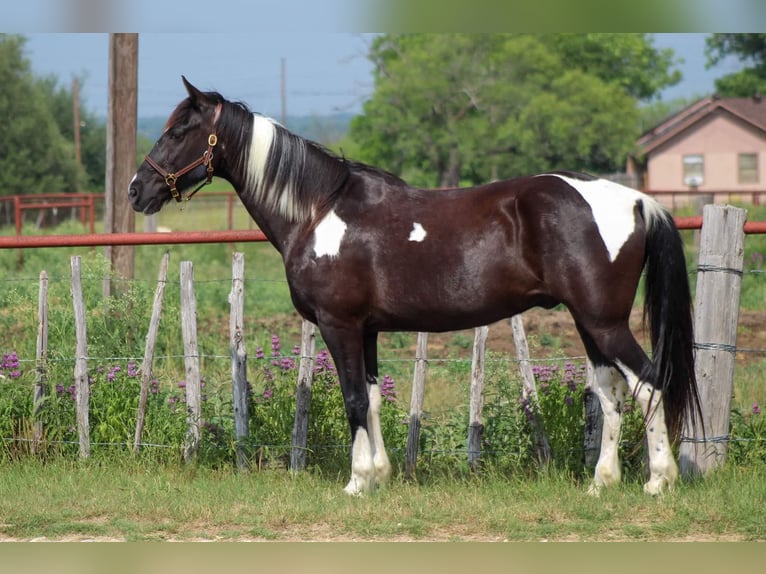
{"left": 144, "top": 103, "right": 222, "bottom": 203}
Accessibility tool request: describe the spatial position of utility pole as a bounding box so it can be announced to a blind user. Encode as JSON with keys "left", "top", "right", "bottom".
{"left": 73, "top": 76, "right": 82, "bottom": 193}
{"left": 103, "top": 33, "right": 138, "bottom": 296}
{"left": 280, "top": 57, "right": 287, "bottom": 126}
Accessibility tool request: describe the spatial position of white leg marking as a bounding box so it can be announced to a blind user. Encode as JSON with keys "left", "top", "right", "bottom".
{"left": 344, "top": 428, "right": 375, "bottom": 496}
{"left": 367, "top": 383, "right": 391, "bottom": 487}
{"left": 313, "top": 210, "right": 347, "bottom": 258}
{"left": 544, "top": 174, "right": 666, "bottom": 262}
{"left": 589, "top": 365, "right": 627, "bottom": 496}
{"left": 615, "top": 360, "right": 678, "bottom": 495}
{"left": 408, "top": 222, "right": 427, "bottom": 242}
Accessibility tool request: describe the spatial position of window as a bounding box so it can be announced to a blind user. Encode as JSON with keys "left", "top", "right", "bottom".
{"left": 682, "top": 154, "right": 704, "bottom": 187}
{"left": 738, "top": 153, "right": 758, "bottom": 184}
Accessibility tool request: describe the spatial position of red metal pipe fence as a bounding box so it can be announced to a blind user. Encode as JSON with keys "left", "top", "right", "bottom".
{"left": 2, "top": 217, "right": 766, "bottom": 252}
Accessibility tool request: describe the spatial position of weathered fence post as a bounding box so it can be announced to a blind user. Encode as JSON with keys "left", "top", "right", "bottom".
{"left": 230, "top": 252, "right": 250, "bottom": 471}
{"left": 291, "top": 320, "right": 316, "bottom": 473}
{"left": 680, "top": 205, "right": 747, "bottom": 477}
{"left": 405, "top": 332, "right": 428, "bottom": 479}
{"left": 467, "top": 325, "right": 489, "bottom": 471}
{"left": 33, "top": 270, "right": 49, "bottom": 452}
{"left": 510, "top": 315, "right": 551, "bottom": 465}
{"left": 133, "top": 251, "right": 169, "bottom": 452}
{"left": 180, "top": 261, "right": 202, "bottom": 463}
{"left": 582, "top": 360, "right": 603, "bottom": 470}
{"left": 70, "top": 256, "right": 89, "bottom": 458}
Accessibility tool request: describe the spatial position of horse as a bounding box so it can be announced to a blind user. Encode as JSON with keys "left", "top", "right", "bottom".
{"left": 129, "top": 77, "right": 701, "bottom": 496}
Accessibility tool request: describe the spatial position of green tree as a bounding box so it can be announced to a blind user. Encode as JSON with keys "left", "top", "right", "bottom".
{"left": 706, "top": 33, "right": 766, "bottom": 97}
{"left": 349, "top": 34, "right": 681, "bottom": 187}
{"left": 0, "top": 34, "right": 80, "bottom": 196}
{"left": 37, "top": 74, "right": 107, "bottom": 191}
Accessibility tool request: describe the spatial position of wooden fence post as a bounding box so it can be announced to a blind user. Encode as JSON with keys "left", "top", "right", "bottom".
{"left": 680, "top": 205, "right": 747, "bottom": 477}
{"left": 230, "top": 252, "right": 250, "bottom": 471}
{"left": 33, "top": 270, "right": 49, "bottom": 452}
{"left": 510, "top": 315, "right": 551, "bottom": 465}
{"left": 70, "top": 256, "right": 89, "bottom": 458}
{"left": 180, "top": 261, "right": 202, "bottom": 463}
{"left": 467, "top": 325, "right": 489, "bottom": 471}
{"left": 582, "top": 360, "right": 603, "bottom": 470}
{"left": 291, "top": 320, "right": 316, "bottom": 473}
{"left": 405, "top": 332, "right": 428, "bottom": 479}
{"left": 133, "top": 251, "right": 169, "bottom": 452}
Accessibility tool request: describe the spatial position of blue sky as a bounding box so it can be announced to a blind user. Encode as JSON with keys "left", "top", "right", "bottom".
{"left": 22, "top": 33, "right": 377, "bottom": 118}
{"left": 18, "top": 33, "right": 743, "bottom": 120}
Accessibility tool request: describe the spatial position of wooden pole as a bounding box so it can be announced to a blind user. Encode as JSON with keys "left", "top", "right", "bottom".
{"left": 680, "top": 205, "right": 747, "bottom": 477}
{"left": 103, "top": 33, "right": 138, "bottom": 296}
{"left": 467, "top": 325, "right": 488, "bottom": 471}
{"left": 33, "top": 270, "right": 49, "bottom": 452}
{"left": 582, "top": 360, "right": 603, "bottom": 470}
{"left": 291, "top": 320, "right": 316, "bottom": 473}
{"left": 133, "top": 251, "right": 169, "bottom": 452}
{"left": 405, "top": 332, "right": 428, "bottom": 479}
{"left": 73, "top": 76, "right": 82, "bottom": 194}
{"left": 510, "top": 315, "right": 551, "bottom": 465}
{"left": 70, "top": 256, "right": 90, "bottom": 458}
{"left": 180, "top": 261, "right": 202, "bottom": 463}
{"left": 229, "top": 252, "right": 250, "bottom": 471}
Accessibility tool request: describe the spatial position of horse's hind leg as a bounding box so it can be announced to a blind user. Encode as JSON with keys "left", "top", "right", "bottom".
{"left": 588, "top": 363, "right": 628, "bottom": 495}
{"left": 577, "top": 322, "right": 677, "bottom": 495}
{"left": 614, "top": 361, "right": 678, "bottom": 495}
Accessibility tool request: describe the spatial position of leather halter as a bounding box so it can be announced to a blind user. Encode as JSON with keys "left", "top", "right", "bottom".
{"left": 144, "top": 103, "right": 222, "bottom": 203}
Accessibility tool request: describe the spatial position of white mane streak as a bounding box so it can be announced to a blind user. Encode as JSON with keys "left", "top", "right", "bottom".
{"left": 242, "top": 113, "right": 308, "bottom": 222}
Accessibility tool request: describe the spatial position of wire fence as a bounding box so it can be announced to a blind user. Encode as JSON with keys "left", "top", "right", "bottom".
{"left": 1, "top": 260, "right": 764, "bottom": 462}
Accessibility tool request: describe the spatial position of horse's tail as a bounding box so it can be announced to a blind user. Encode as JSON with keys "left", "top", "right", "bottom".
{"left": 641, "top": 199, "right": 702, "bottom": 441}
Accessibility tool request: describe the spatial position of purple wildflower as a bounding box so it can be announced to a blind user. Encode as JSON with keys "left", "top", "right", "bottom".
{"left": 293, "top": 345, "right": 301, "bottom": 356}
{"left": 263, "top": 387, "right": 273, "bottom": 400}
{"left": 381, "top": 374, "right": 397, "bottom": 401}
{"left": 255, "top": 347, "right": 265, "bottom": 360}
{"left": 56, "top": 384, "right": 65, "bottom": 395}
{"left": 178, "top": 380, "right": 186, "bottom": 389}
{"left": 127, "top": 361, "right": 139, "bottom": 377}
{"left": 271, "top": 334, "right": 281, "bottom": 356}
{"left": 753, "top": 402, "right": 762, "bottom": 416}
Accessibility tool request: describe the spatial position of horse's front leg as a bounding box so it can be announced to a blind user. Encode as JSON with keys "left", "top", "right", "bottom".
{"left": 319, "top": 322, "right": 382, "bottom": 495}
{"left": 364, "top": 331, "right": 391, "bottom": 489}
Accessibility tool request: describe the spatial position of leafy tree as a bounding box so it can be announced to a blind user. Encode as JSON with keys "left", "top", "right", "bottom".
{"left": 706, "top": 33, "right": 766, "bottom": 97}
{"left": 349, "top": 34, "right": 681, "bottom": 187}
{"left": 36, "top": 74, "right": 107, "bottom": 191}
{"left": 0, "top": 34, "right": 80, "bottom": 196}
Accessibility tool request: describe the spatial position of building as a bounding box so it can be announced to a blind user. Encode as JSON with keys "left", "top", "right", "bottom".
{"left": 631, "top": 94, "right": 766, "bottom": 207}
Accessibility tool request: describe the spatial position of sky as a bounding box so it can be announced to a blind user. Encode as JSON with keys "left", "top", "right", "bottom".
{"left": 18, "top": 33, "right": 745, "bottom": 121}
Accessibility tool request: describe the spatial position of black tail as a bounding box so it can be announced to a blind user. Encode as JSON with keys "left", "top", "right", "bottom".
{"left": 642, "top": 204, "right": 702, "bottom": 441}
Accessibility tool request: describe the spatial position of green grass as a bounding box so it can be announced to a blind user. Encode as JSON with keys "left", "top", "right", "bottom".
{"left": 0, "top": 457, "right": 763, "bottom": 541}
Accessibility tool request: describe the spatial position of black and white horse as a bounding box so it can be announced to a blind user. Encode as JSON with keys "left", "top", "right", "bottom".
{"left": 129, "top": 78, "right": 701, "bottom": 495}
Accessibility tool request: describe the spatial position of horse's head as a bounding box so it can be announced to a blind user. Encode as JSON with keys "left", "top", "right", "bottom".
{"left": 129, "top": 77, "right": 223, "bottom": 214}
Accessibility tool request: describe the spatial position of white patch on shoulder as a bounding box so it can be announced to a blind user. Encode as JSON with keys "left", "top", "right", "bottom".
{"left": 313, "top": 210, "right": 347, "bottom": 258}
{"left": 546, "top": 174, "right": 649, "bottom": 262}
{"left": 408, "top": 222, "right": 427, "bottom": 242}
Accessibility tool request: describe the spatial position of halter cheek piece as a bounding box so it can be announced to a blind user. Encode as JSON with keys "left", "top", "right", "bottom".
{"left": 144, "top": 103, "right": 222, "bottom": 203}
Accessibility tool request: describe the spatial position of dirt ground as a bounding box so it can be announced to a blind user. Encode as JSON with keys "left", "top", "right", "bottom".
{"left": 420, "top": 307, "right": 766, "bottom": 366}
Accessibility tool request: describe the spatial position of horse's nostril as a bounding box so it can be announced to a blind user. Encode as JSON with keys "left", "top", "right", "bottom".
{"left": 128, "top": 186, "right": 138, "bottom": 200}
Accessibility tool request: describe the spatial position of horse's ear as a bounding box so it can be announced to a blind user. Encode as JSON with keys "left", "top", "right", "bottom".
{"left": 182, "top": 76, "right": 207, "bottom": 109}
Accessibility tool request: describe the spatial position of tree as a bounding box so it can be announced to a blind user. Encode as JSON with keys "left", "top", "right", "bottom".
{"left": 349, "top": 34, "right": 681, "bottom": 187}
{"left": 706, "top": 33, "right": 766, "bottom": 97}
{"left": 37, "top": 74, "right": 107, "bottom": 191}
{"left": 0, "top": 35, "right": 80, "bottom": 196}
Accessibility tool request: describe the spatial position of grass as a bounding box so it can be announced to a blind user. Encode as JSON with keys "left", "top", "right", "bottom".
{"left": 0, "top": 457, "right": 763, "bottom": 541}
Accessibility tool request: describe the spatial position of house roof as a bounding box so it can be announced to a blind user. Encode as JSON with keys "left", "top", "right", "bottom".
{"left": 637, "top": 95, "right": 766, "bottom": 155}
